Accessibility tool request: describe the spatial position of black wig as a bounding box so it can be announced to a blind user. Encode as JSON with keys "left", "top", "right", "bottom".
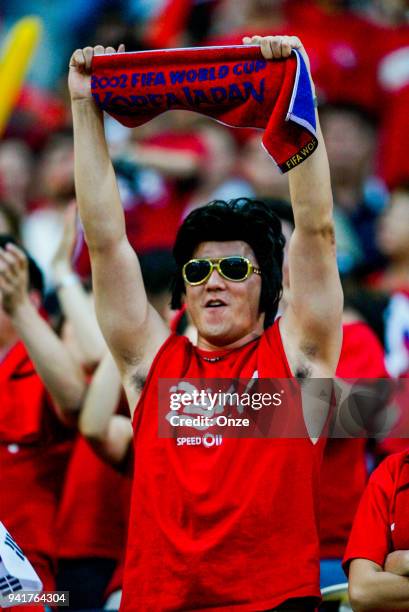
{"left": 171, "top": 198, "right": 285, "bottom": 328}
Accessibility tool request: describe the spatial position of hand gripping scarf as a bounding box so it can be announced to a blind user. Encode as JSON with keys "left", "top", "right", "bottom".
{"left": 91, "top": 45, "right": 318, "bottom": 172}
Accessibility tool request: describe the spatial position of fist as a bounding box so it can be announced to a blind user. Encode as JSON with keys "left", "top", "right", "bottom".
{"left": 68, "top": 44, "right": 125, "bottom": 101}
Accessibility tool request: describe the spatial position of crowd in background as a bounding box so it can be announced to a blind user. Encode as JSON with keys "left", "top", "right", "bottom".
{"left": 0, "top": 0, "right": 409, "bottom": 610}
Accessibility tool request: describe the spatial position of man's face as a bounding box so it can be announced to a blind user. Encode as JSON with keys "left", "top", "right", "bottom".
{"left": 377, "top": 191, "right": 409, "bottom": 259}
{"left": 321, "top": 110, "right": 374, "bottom": 185}
{"left": 184, "top": 240, "right": 263, "bottom": 348}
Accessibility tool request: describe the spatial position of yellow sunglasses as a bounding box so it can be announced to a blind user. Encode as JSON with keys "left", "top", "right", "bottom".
{"left": 182, "top": 256, "right": 261, "bottom": 286}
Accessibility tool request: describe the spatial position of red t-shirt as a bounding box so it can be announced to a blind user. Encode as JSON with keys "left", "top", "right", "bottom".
{"left": 57, "top": 434, "right": 132, "bottom": 561}
{"left": 296, "top": 6, "right": 379, "bottom": 112}
{"left": 343, "top": 451, "right": 409, "bottom": 571}
{"left": 121, "top": 320, "right": 324, "bottom": 611}
{"left": 0, "top": 342, "right": 72, "bottom": 595}
{"left": 319, "top": 321, "right": 388, "bottom": 558}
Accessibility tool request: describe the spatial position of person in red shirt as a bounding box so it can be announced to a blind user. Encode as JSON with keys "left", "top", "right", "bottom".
{"left": 267, "top": 201, "right": 389, "bottom": 595}
{"left": 375, "top": 185, "right": 409, "bottom": 298}
{"left": 319, "top": 316, "right": 388, "bottom": 591}
{"left": 69, "top": 34, "right": 343, "bottom": 611}
{"left": 0, "top": 236, "right": 85, "bottom": 610}
{"left": 344, "top": 451, "right": 409, "bottom": 610}
{"left": 209, "top": 1, "right": 380, "bottom": 113}
{"left": 47, "top": 203, "right": 133, "bottom": 609}
{"left": 368, "top": 1, "right": 409, "bottom": 190}
{"left": 373, "top": 184, "right": 409, "bottom": 380}
{"left": 78, "top": 352, "right": 133, "bottom": 609}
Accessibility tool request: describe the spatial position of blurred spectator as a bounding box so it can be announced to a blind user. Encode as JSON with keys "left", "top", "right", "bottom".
{"left": 22, "top": 133, "right": 75, "bottom": 289}
{"left": 384, "top": 291, "right": 409, "bottom": 379}
{"left": 130, "top": 122, "right": 206, "bottom": 181}
{"left": 269, "top": 200, "right": 388, "bottom": 605}
{"left": 210, "top": 1, "right": 380, "bottom": 111}
{"left": 373, "top": 185, "right": 409, "bottom": 379}
{"left": 294, "top": 3, "right": 380, "bottom": 112}
{"left": 0, "top": 203, "right": 21, "bottom": 239}
{"left": 210, "top": 0, "right": 407, "bottom": 195}
{"left": 375, "top": 185, "right": 409, "bottom": 294}
{"left": 320, "top": 314, "right": 388, "bottom": 599}
{"left": 169, "top": 0, "right": 408, "bottom": 197}
{"left": 0, "top": 139, "right": 33, "bottom": 216}
{"left": 0, "top": 236, "right": 84, "bottom": 596}
{"left": 7, "top": 86, "right": 68, "bottom": 150}
{"left": 182, "top": 121, "right": 253, "bottom": 216}
{"left": 113, "top": 114, "right": 205, "bottom": 254}
{"left": 321, "top": 104, "right": 376, "bottom": 214}
{"left": 78, "top": 353, "right": 133, "bottom": 611}
{"left": 34, "top": 133, "right": 75, "bottom": 206}
{"left": 376, "top": 84, "right": 409, "bottom": 190}
{"left": 320, "top": 103, "right": 388, "bottom": 274}
{"left": 367, "top": 0, "right": 409, "bottom": 188}
{"left": 210, "top": 0, "right": 290, "bottom": 40}
{"left": 362, "top": 0, "right": 408, "bottom": 26}
{"left": 142, "top": 0, "right": 197, "bottom": 48}
{"left": 45, "top": 213, "right": 133, "bottom": 610}
{"left": 239, "top": 131, "right": 290, "bottom": 201}
{"left": 362, "top": 183, "right": 409, "bottom": 458}
{"left": 56, "top": 430, "right": 132, "bottom": 610}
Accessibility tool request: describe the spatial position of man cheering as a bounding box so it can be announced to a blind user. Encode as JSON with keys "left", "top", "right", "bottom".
{"left": 69, "top": 35, "right": 343, "bottom": 612}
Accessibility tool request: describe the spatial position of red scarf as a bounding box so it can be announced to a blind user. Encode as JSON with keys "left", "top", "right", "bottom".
{"left": 91, "top": 45, "right": 317, "bottom": 172}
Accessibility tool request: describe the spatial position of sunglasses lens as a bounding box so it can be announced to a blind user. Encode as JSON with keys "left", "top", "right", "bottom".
{"left": 219, "top": 257, "right": 249, "bottom": 281}
{"left": 184, "top": 260, "right": 212, "bottom": 284}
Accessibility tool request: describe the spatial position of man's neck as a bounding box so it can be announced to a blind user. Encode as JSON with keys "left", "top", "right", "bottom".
{"left": 197, "top": 328, "right": 262, "bottom": 352}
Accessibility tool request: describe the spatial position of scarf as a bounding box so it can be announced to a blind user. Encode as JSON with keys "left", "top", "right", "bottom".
{"left": 91, "top": 45, "right": 317, "bottom": 172}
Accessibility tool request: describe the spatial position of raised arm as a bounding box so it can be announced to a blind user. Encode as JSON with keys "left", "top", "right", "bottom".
{"left": 285, "top": 99, "right": 343, "bottom": 375}
{"left": 79, "top": 351, "right": 133, "bottom": 465}
{"left": 245, "top": 35, "right": 343, "bottom": 375}
{"left": 0, "top": 244, "right": 85, "bottom": 425}
{"left": 52, "top": 202, "right": 106, "bottom": 368}
{"left": 131, "top": 142, "right": 202, "bottom": 178}
{"left": 69, "top": 45, "right": 169, "bottom": 402}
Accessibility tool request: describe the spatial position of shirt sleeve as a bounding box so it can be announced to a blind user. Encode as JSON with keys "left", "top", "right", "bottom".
{"left": 338, "top": 322, "right": 387, "bottom": 378}
{"left": 343, "top": 456, "right": 396, "bottom": 572}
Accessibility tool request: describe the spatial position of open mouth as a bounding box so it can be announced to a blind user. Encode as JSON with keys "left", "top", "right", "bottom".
{"left": 205, "top": 299, "right": 227, "bottom": 308}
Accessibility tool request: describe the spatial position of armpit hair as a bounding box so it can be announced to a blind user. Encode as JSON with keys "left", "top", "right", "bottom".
{"left": 131, "top": 373, "right": 146, "bottom": 392}
{"left": 295, "top": 365, "right": 312, "bottom": 380}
